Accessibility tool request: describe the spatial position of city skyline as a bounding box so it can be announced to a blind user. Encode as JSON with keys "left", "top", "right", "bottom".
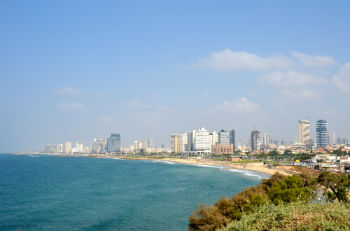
{"left": 41, "top": 118, "right": 350, "bottom": 156}
{"left": 1, "top": 0, "right": 349, "bottom": 153}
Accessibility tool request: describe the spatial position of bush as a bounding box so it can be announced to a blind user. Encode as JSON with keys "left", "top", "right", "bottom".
{"left": 188, "top": 173, "right": 316, "bottom": 230}
{"left": 268, "top": 175, "right": 312, "bottom": 204}
{"left": 218, "top": 202, "right": 350, "bottom": 231}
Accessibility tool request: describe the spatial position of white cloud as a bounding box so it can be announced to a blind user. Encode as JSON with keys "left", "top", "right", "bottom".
{"left": 332, "top": 62, "right": 350, "bottom": 94}
{"left": 188, "top": 49, "right": 337, "bottom": 72}
{"left": 57, "top": 102, "right": 85, "bottom": 111}
{"left": 193, "top": 49, "right": 292, "bottom": 72}
{"left": 54, "top": 86, "right": 81, "bottom": 96}
{"left": 281, "top": 89, "right": 319, "bottom": 100}
{"left": 259, "top": 70, "right": 326, "bottom": 100}
{"left": 259, "top": 70, "right": 327, "bottom": 88}
{"left": 99, "top": 116, "right": 116, "bottom": 124}
{"left": 291, "top": 51, "right": 336, "bottom": 68}
{"left": 216, "top": 97, "right": 261, "bottom": 114}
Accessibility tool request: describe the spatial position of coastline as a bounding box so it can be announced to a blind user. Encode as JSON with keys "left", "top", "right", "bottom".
{"left": 114, "top": 156, "right": 291, "bottom": 176}
{"left": 10, "top": 153, "right": 292, "bottom": 176}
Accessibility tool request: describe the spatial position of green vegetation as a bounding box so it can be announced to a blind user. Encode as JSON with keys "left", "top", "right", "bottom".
{"left": 332, "top": 148, "right": 349, "bottom": 156}
{"left": 230, "top": 160, "right": 261, "bottom": 164}
{"left": 218, "top": 202, "right": 350, "bottom": 231}
{"left": 254, "top": 150, "right": 313, "bottom": 162}
{"left": 188, "top": 172, "right": 350, "bottom": 231}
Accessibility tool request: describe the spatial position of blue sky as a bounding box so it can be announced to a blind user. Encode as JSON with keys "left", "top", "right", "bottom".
{"left": 0, "top": 0, "right": 349, "bottom": 152}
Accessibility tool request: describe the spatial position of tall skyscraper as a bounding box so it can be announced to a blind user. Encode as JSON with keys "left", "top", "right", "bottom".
{"left": 251, "top": 128, "right": 259, "bottom": 151}
{"left": 316, "top": 120, "right": 328, "bottom": 148}
{"left": 64, "top": 141, "right": 72, "bottom": 154}
{"left": 147, "top": 138, "right": 153, "bottom": 148}
{"left": 328, "top": 131, "right": 336, "bottom": 146}
{"left": 209, "top": 131, "right": 219, "bottom": 146}
{"left": 193, "top": 127, "right": 211, "bottom": 153}
{"left": 218, "top": 130, "right": 235, "bottom": 146}
{"left": 218, "top": 130, "right": 230, "bottom": 145}
{"left": 229, "top": 130, "right": 235, "bottom": 153}
{"left": 171, "top": 134, "right": 182, "bottom": 154}
{"left": 75, "top": 141, "right": 84, "bottom": 153}
{"left": 262, "top": 133, "right": 272, "bottom": 146}
{"left": 181, "top": 132, "right": 189, "bottom": 152}
{"left": 107, "top": 134, "right": 121, "bottom": 153}
{"left": 298, "top": 120, "right": 311, "bottom": 149}
{"left": 92, "top": 138, "right": 106, "bottom": 154}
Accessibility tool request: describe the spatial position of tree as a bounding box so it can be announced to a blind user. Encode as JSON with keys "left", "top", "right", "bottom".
{"left": 317, "top": 172, "right": 350, "bottom": 202}
{"left": 188, "top": 204, "right": 229, "bottom": 231}
{"left": 267, "top": 175, "right": 312, "bottom": 204}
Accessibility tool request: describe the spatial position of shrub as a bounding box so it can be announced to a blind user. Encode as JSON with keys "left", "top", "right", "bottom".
{"left": 218, "top": 202, "right": 350, "bottom": 231}
{"left": 188, "top": 173, "right": 317, "bottom": 231}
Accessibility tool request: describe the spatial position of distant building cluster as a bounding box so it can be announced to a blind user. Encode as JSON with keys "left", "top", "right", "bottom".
{"left": 43, "top": 118, "right": 349, "bottom": 156}
{"left": 171, "top": 128, "right": 235, "bottom": 155}
{"left": 169, "top": 119, "right": 349, "bottom": 156}
{"left": 44, "top": 134, "right": 121, "bottom": 155}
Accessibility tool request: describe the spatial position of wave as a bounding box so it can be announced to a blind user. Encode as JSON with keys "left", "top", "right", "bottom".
{"left": 150, "top": 160, "right": 176, "bottom": 165}
{"left": 147, "top": 159, "right": 267, "bottom": 179}
{"left": 226, "top": 169, "right": 265, "bottom": 179}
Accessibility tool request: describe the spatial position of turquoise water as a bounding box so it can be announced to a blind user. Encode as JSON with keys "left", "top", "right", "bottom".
{"left": 0, "top": 154, "right": 266, "bottom": 231}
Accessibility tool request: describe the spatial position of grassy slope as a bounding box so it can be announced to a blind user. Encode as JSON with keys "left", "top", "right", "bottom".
{"left": 219, "top": 202, "right": 350, "bottom": 231}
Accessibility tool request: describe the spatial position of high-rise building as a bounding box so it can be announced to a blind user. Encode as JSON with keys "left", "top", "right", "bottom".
{"left": 181, "top": 132, "right": 189, "bottom": 152}
{"left": 218, "top": 129, "right": 235, "bottom": 148}
{"left": 219, "top": 130, "right": 230, "bottom": 145}
{"left": 133, "top": 140, "right": 143, "bottom": 153}
{"left": 298, "top": 120, "right": 311, "bottom": 149}
{"left": 64, "top": 141, "right": 72, "bottom": 154}
{"left": 251, "top": 128, "right": 259, "bottom": 151}
{"left": 147, "top": 138, "right": 153, "bottom": 148}
{"left": 92, "top": 138, "right": 106, "bottom": 154}
{"left": 57, "top": 144, "right": 64, "bottom": 153}
{"left": 193, "top": 127, "right": 211, "bottom": 153}
{"left": 107, "top": 134, "right": 121, "bottom": 153}
{"left": 171, "top": 134, "right": 182, "bottom": 154}
{"left": 328, "top": 131, "right": 336, "bottom": 146}
{"left": 316, "top": 120, "right": 328, "bottom": 148}
{"left": 45, "top": 144, "right": 56, "bottom": 153}
{"left": 209, "top": 131, "right": 219, "bottom": 146}
{"left": 262, "top": 133, "right": 272, "bottom": 146}
{"left": 229, "top": 130, "right": 235, "bottom": 153}
{"left": 75, "top": 141, "right": 84, "bottom": 153}
{"left": 187, "top": 130, "right": 195, "bottom": 151}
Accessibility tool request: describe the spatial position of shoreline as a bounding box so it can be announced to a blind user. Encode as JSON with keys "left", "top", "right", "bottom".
{"left": 113, "top": 156, "right": 291, "bottom": 176}
{"left": 9, "top": 153, "right": 292, "bottom": 177}
{"left": 9, "top": 153, "right": 294, "bottom": 176}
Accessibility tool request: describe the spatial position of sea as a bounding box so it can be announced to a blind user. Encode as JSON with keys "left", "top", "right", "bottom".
{"left": 0, "top": 154, "right": 269, "bottom": 231}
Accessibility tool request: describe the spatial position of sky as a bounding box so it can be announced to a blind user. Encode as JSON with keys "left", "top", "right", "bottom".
{"left": 0, "top": 0, "right": 349, "bottom": 152}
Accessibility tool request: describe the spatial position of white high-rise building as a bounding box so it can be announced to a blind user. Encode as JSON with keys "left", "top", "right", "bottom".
{"left": 181, "top": 132, "right": 188, "bottom": 152}
{"left": 329, "top": 131, "right": 336, "bottom": 146}
{"left": 193, "top": 127, "right": 211, "bottom": 153}
{"left": 75, "top": 141, "right": 84, "bottom": 153}
{"left": 210, "top": 131, "right": 219, "bottom": 146}
{"left": 171, "top": 134, "right": 182, "bottom": 153}
{"left": 298, "top": 120, "right": 311, "bottom": 149}
{"left": 262, "top": 133, "right": 272, "bottom": 146}
{"left": 133, "top": 141, "right": 143, "bottom": 152}
{"left": 147, "top": 138, "right": 153, "bottom": 148}
{"left": 57, "top": 144, "right": 64, "bottom": 153}
{"left": 65, "top": 141, "right": 72, "bottom": 154}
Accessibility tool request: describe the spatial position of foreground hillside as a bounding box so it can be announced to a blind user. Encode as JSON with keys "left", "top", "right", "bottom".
{"left": 188, "top": 172, "right": 350, "bottom": 231}
{"left": 218, "top": 202, "right": 350, "bottom": 231}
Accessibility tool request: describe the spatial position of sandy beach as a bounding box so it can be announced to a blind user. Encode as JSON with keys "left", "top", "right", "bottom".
{"left": 12, "top": 153, "right": 292, "bottom": 176}
{"left": 112, "top": 156, "right": 292, "bottom": 176}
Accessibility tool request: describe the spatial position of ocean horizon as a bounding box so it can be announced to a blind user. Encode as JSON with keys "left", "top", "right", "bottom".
{"left": 0, "top": 154, "right": 265, "bottom": 231}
